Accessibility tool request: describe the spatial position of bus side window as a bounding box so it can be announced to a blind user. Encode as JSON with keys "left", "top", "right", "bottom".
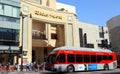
{"left": 103, "top": 55, "right": 108, "bottom": 60}
{"left": 108, "top": 55, "right": 113, "bottom": 60}
{"left": 91, "top": 55, "right": 96, "bottom": 63}
{"left": 84, "top": 55, "right": 90, "bottom": 63}
{"left": 97, "top": 55, "right": 102, "bottom": 62}
{"left": 58, "top": 54, "right": 65, "bottom": 63}
{"left": 67, "top": 54, "right": 75, "bottom": 63}
{"left": 76, "top": 54, "right": 83, "bottom": 63}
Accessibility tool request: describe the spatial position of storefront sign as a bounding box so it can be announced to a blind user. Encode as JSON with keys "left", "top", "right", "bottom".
{"left": 34, "top": 10, "right": 62, "bottom": 20}
{"left": 0, "top": 50, "right": 19, "bottom": 54}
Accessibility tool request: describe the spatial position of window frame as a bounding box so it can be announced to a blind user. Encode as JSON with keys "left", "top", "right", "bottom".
{"left": 90, "top": 55, "right": 97, "bottom": 63}
{"left": 97, "top": 55, "right": 102, "bottom": 63}
{"left": 84, "top": 55, "right": 90, "bottom": 63}
{"left": 76, "top": 54, "right": 83, "bottom": 63}
{"left": 57, "top": 54, "right": 66, "bottom": 63}
{"left": 67, "top": 54, "right": 75, "bottom": 63}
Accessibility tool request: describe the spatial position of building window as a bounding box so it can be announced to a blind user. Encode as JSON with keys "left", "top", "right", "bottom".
{"left": 67, "top": 16, "right": 72, "bottom": 21}
{"left": 99, "top": 26, "right": 104, "bottom": 38}
{"left": 87, "top": 44, "right": 94, "bottom": 48}
{"left": 23, "top": 5, "right": 29, "bottom": 12}
{"left": 46, "top": 0, "right": 49, "bottom": 6}
{"left": 0, "top": 16, "right": 19, "bottom": 23}
{"left": 84, "top": 33, "right": 87, "bottom": 47}
{"left": 51, "top": 33, "right": 57, "bottom": 39}
{"left": 40, "top": 0, "right": 42, "bottom": 4}
{"left": 13, "top": 7, "right": 18, "bottom": 17}
{"left": 68, "top": 24, "right": 73, "bottom": 46}
{"left": 0, "top": 4, "right": 3, "bottom": 14}
{"left": 1, "top": 4, "right": 20, "bottom": 18}
{"left": 79, "top": 28, "right": 83, "bottom": 47}
{"left": 0, "top": 28, "right": 19, "bottom": 46}
{"left": 4, "top": 5, "right": 12, "bottom": 16}
{"left": 0, "top": 4, "right": 2, "bottom": 9}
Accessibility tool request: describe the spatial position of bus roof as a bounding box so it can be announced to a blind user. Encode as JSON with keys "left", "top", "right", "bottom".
{"left": 53, "top": 46, "right": 112, "bottom": 53}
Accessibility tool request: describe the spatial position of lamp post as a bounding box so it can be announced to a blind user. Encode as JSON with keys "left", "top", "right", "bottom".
{"left": 8, "top": 41, "right": 11, "bottom": 64}
{"left": 20, "top": 12, "right": 24, "bottom": 71}
{"left": 20, "top": 12, "right": 32, "bottom": 71}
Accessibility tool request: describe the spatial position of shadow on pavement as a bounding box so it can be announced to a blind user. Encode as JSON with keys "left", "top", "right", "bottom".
{"left": 41, "top": 72, "right": 67, "bottom": 74}
{"left": 103, "top": 72, "right": 120, "bottom": 74}
{"left": 1, "top": 71, "right": 10, "bottom": 74}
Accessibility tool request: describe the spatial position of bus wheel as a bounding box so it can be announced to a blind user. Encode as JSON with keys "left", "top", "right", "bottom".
{"left": 104, "top": 64, "right": 109, "bottom": 70}
{"left": 67, "top": 65, "right": 74, "bottom": 72}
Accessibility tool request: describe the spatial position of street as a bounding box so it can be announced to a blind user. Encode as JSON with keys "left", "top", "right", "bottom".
{"left": 0, "top": 68, "right": 120, "bottom": 74}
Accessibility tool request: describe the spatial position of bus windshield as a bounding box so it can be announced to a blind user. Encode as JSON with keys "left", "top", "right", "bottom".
{"left": 46, "top": 54, "right": 56, "bottom": 64}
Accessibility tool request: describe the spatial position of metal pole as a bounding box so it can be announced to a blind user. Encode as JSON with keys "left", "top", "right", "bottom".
{"left": 20, "top": 12, "right": 32, "bottom": 71}
{"left": 20, "top": 13, "right": 24, "bottom": 71}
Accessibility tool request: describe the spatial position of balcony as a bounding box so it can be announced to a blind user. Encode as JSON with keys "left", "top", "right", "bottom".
{"left": 32, "top": 30, "right": 46, "bottom": 40}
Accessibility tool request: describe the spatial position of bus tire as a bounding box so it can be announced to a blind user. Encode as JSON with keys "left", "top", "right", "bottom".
{"left": 67, "top": 65, "right": 74, "bottom": 72}
{"left": 104, "top": 64, "right": 109, "bottom": 70}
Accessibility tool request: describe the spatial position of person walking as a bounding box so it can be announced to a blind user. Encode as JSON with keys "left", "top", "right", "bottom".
{"left": 34, "top": 62, "right": 38, "bottom": 72}
{"left": 1, "top": 61, "right": 4, "bottom": 71}
{"left": 6, "top": 62, "right": 10, "bottom": 71}
{"left": 29, "top": 62, "right": 33, "bottom": 71}
{"left": 14, "top": 63, "right": 18, "bottom": 71}
{"left": 26, "top": 62, "right": 30, "bottom": 71}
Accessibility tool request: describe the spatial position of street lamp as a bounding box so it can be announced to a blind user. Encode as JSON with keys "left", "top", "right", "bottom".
{"left": 20, "top": 12, "right": 32, "bottom": 71}
{"left": 8, "top": 41, "right": 11, "bottom": 64}
{"left": 20, "top": 12, "right": 24, "bottom": 71}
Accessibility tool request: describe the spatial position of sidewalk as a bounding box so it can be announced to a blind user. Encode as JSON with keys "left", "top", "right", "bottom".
{"left": 0, "top": 70, "right": 51, "bottom": 74}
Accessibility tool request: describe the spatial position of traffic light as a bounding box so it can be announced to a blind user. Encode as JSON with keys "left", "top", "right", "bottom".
{"left": 19, "top": 46, "right": 23, "bottom": 54}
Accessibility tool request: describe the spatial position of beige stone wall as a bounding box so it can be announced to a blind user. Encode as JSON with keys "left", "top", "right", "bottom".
{"left": 76, "top": 21, "right": 109, "bottom": 49}
{"left": 23, "top": 0, "right": 56, "bottom": 9}
{"left": 20, "top": 0, "right": 77, "bottom": 63}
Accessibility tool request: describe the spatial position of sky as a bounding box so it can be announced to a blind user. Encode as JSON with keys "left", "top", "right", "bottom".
{"left": 57, "top": 0, "right": 120, "bottom": 27}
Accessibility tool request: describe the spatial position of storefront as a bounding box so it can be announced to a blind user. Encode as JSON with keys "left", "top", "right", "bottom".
{"left": 0, "top": 50, "right": 19, "bottom": 65}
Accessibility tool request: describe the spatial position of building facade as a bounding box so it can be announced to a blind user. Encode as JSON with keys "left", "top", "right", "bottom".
{"left": 0, "top": 0, "right": 110, "bottom": 66}
{"left": 0, "top": 0, "right": 20, "bottom": 65}
{"left": 19, "top": 0, "right": 77, "bottom": 65}
{"left": 76, "top": 21, "right": 109, "bottom": 49}
{"left": 107, "top": 15, "right": 120, "bottom": 54}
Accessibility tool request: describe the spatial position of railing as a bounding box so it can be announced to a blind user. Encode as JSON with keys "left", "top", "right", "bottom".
{"left": 32, "top": 30, "right": 46, "bottom": 40}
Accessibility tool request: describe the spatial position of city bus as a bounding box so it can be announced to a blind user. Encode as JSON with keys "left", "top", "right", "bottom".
{"left": 45, "top": 46, "right": 117, "bottom": 72}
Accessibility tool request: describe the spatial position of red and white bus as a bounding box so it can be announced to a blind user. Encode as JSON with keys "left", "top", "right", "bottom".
{"left": 45, "top": 46, "right": 117, "bottom": 72}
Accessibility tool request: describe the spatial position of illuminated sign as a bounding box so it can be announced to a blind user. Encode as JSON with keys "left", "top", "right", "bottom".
{"left": 34, "top": 11, "right": 62, "bottom": 20}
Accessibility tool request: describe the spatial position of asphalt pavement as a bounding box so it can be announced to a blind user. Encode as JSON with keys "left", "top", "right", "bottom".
{"left": 0, "top": 68, "right": 120, "bottom": 74}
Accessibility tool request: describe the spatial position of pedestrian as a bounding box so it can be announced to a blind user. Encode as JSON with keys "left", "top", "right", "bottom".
{"left": 26, "top": 62, "right": 30, "bottom": 71}
{"left": 0, "top": 63, "right": 1, "bottom": 68}
{"left": 14, "top": 63, "right": 18, "bottom": 71}
{"left": 6, "top": 62, "right": 10, "bottom": 71}
{"left": 34, "top": 62, "right": 38, "bottom": 72}
{"left": 43, "top": 57, "right": 46, "bottom": 70}
{"left": 33, "top": 61, "right": 36, "bottom": 71}
{"left": 1, "top": 61, "right": 4, "bottom": 71}
{"left": 29, "top": 61, "right": 33, "bottom": 71}
{"left": 40, "top": 62, "right": 44, "bottom": 70}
